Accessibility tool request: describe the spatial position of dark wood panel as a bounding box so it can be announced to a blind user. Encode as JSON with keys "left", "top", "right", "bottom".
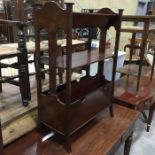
{"left": 73, "top": 13, "right": 117, "bottom": 28}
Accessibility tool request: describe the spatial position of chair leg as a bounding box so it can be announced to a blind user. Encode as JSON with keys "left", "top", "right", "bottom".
{"left": 0, "top": 65, "right": 2, "bottom": 93}
{"left": 147, "top": 103, "right": 155, "bottom": 132}
{"left": 18, "top": 54, "right": 31, "bottom": 106}
{"left": 124, "top": 132, "right": 133, "bottom": 155}
{"left": 0, "top": 122, "right": 4, "bottom": 155}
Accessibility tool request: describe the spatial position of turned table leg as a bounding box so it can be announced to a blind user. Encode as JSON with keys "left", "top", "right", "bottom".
{"left": 147, "top": 103, "right": 155, "bottom": 132}
{"left": 124, "top": 132, "right": 133, "bottom": 155}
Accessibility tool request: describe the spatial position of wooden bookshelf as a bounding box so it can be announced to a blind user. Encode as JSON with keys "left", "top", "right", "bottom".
{"left": 34, "top": 2, "right": 122, "bottom": 153}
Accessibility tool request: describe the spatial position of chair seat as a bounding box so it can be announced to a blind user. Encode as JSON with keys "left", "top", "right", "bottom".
{"left": 0, "top": 39, "right": 86, "bottom": 58}
{"left": 0, "top": 45, "right": 20, "bottom": 58}
{"left": 125, "top": 54, "right": 140, "bottom": 62}
{"left": 0, "top": 75, "right": 19, "bottom": 83}
{"left": 0, "top": 41, "right": 38, "bottom": 58}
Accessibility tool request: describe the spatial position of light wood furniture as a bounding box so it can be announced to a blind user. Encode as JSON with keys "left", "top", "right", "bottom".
{"left": 114, "top": 75, "right": 155, "bottom": 132}
{"left": 119, "top": 15, "right": 155, "bottom": 92}
{"left": 34, "top": 2, "right": 122, "bottom": 153}
{"left": 1, "top": 105, "right": 139, "bottom": 155}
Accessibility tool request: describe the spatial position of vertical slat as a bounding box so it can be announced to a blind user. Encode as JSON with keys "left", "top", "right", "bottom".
{"left": 35, "top": 29, "right": 42, "bottom": 126}
{"left": 129, "top": 32, "right": 136, "bottom": 63}
{"left": 0, "top": 63, "right": 2, "bottom": 92}
{"left": 65, "top": 3, "right": 73, "bottom": 105}
{"left": 35, "top": 30, "right": 41, "bottom": 95}
{"left": 98, "top": 28, "right": 107, "bottom": 75}
{"left": 48, "top": 33, "right": 57, "bottom": 94}
{"left": 136, "top": 19, "right": 149, "bottom": 92}
{"left": 112, "top": 9, "right": 123, "bottom": 86}
{"left": 65, "top": 3, "right": 73, "bottom": 153}
{"left": 111, "top": 10, "right": 123, "bottom": 114}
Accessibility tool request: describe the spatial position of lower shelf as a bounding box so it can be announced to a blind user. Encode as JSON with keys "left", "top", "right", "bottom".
{"left": 39, "top": 75, "right": 113, "bottom": 135}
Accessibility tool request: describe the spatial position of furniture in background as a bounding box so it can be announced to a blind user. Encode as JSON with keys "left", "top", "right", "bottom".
{"left": 118, "top": 15, "right": 155, "bottom": 92}
{"left": 0, "top": 20, "right": 31, "bottom": 106}
{"left": 123, "top": 38, "right": 142, "bottom": 63}
{"left": 1, "top": 105, "right": 140, "bottom": 155}
{"left": 35, "top": 2, "right": 122, "bottom": 153}
{"left": 114, "top": 75, "right": 155, "bottom": 132}
{"left": 90, "top": 51, "right": 126, "bottom": 81}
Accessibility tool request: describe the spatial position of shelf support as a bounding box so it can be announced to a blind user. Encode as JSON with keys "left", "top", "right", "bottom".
{"left": 136, "top": 19, "right": 149, "bottom": 93}
{"left": 98, "top": 28, "right": 107, "bottom": 75}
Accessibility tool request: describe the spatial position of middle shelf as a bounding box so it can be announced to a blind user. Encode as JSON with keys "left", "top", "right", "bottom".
{"left": 41, "top": 48, "right": 113, "bottom": 69}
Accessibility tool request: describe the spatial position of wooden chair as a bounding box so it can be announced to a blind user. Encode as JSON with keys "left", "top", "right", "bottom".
{"left": 124, "top": 43, "right": 141, "bottom": 63}
{"left": 0, "top": 20, "right": 31, "bottom": 106}
{"left": 34, "top": 1, "right": 122, "bottom": 153}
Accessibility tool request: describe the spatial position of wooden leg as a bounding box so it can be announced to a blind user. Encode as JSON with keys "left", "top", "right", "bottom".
{"left": 0, "top": 122, "right": 4, "bottom": 155}
{"left": 18, "top": 54, "right": 31, "bottom": 106}
{"left": 124, "top": 132, "right": 133, "bottom": 155}
{"left": 0, "top": 64, "right": 2, "bottom": 93}
{"left": 65, "top": 134, "right": 72, "bottom": 153}
{"left": 17, "top": 25, "right": 31, "bottom": 106}
{"left": 141, "top": 111, "right": 148, "bottom": 123}
{"left": 109, "top": 105, "right": 114, "bottom": 117}
{"left": 147, "top": 103, "right": 155, "bottom": 132}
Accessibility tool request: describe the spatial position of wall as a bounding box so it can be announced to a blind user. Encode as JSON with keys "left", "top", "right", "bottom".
{"left": 73, "top": 0, "right": 138, "bottom": 15}
{"left": 65, "top": 0, "right": 139, "bottom": 51}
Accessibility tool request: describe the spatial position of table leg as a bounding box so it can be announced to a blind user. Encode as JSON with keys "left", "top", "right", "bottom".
{"left": 141, "top": 111, "right": 148, "bottom": 123}
{"left": 124, "top": 132, "right": 133, "bottom": 155}
{"left": 0, "top": 122, "right": 4, "bottom": 155}
{"left": 147, "top": 103, "right": 155, "bottom": 132}
{"left": 109, "top": 105, "right": 114, "bottom": 117}
{"left": 0, "top": 63, "right": 2, "bottom": 92}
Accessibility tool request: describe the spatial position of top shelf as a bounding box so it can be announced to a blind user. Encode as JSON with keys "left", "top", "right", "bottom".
{"left": 121, "top": 25, "right": 155, "bottom": 33}
{"left": 41, "top": 48, "right": 113, "bottom": 69}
